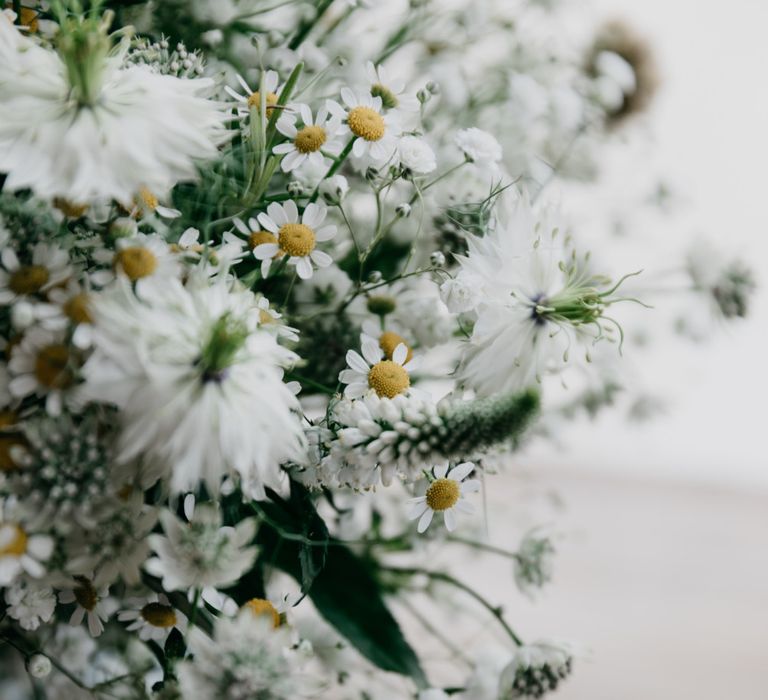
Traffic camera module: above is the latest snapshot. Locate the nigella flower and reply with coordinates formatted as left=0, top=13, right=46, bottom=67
left=408, top=462, right=479, bottom=533
left=0, top=9, right=229, bottom=204
left=327, top=88, right=402, bottom=164
left=452, top=194, right=640, bottom=395
left=274, top=104, right=344, bottom=172
left=252, top=200, right=336, bottom=280
left=144, top=505, right=257, bottom=592
left=498, top=641, right=573, bottom=698
left=81, top=276, right=306, bottom=498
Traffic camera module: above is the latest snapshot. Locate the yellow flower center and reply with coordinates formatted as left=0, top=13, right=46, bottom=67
left=19, top=7, right=39, bottom=33
left=243, top=598, right=281, bottom=628
left=0, top=524, right=27, bottom=557
left=425, top=478, right=460, bottom=511
left=73, top=577, right=98, bottom=611
left=0, top=411, right=24, bottom=473
left=247, top=91, right=279, bottom=114
left=258, top=309, right=276, bottom=325
left=138, top=187, right=159, bottom=211
left=371, top=82, right=399, bottom=109
left=294, top=125, right=327, bottom=154
left=63, top=293, right=92, bottom=325
left=278, top=223, right=316, bottom=257
left=140, top=602, right=178, bottom=628
left=379, top=331, right=412, bottom=362
left=9, top=265, right=50, bottom=295
left=34, top=344, right=73, bottom=389
left=367, top=360, right=409, bottom=398
left=249, top=230, right=279, bottom=251
left=347, top=106, right=385, bottom=142
left=53, top=197, right=89, bottom=218
left=115, top=247, right=158, bottom=280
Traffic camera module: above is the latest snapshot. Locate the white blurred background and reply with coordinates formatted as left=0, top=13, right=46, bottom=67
left=440, top=1, right=768, bottom=698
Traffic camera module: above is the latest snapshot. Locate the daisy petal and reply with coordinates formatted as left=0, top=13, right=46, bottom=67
left=417, top=509, right=434, bottom=533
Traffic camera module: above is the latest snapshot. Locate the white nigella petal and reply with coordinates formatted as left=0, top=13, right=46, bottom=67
left=252, top=200, right=336, bottom=280
left=0, top=14, right=230, bottom=204
left=408, top=462, right=479, bottom=533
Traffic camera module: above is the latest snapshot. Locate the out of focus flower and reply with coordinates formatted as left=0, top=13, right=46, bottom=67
left=455, top=128, right=503, bottom=168
left=498, top=642, right=573, bottom=698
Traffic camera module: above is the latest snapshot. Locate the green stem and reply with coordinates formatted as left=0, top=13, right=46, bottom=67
left=447, top=534, right=518, bottom=559
left=384, top=567, right=524, bottom=647
left=287, top=0, right=335, bottom=50
left=308, top=138, right=355, bottom=203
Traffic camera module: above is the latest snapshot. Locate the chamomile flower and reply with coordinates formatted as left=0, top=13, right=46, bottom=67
left=0, top=510, right=53, bottom=584
left=118, top=594, right=187, bottom=643
left=253, top=200, right=336, bottom=280
left=327, top=89, right=401, bottom=164
left=129, top=187, right=181, bottom=220
left=0, top=13, right=229, bottom=204
left=8, top=327, right=78, bottom=416
left=274, top=104, right=343, bottom=172
left=361, top=320, right=414, bottom=364
left=225, top=70, right=284, bottom=118
left=58, top=576, right=111, bottom=637
left=339, top=334, right=420, bottom=400
left=408, top=462, right=479, bottom=533
left=0, top=243, right=72, bottom=305
left=112, top=233, right=181, bottom=287
left=365, top=61, right=419, bottom=112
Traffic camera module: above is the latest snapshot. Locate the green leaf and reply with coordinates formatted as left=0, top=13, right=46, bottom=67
left=244, top=482, right=428, bottom=687
left=163, top=627, right=186, bottom=661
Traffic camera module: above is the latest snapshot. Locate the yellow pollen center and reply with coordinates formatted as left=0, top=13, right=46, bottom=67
left=115, top=247, right=158, bottom=280
left=425, top=478, right=460, bottom=511
left=34, top=344, right=73, bottom=389
left=258, top=309, right=276, bottom=325
left=243, top=598, right=281, bottom=628
left=140, top=602, right=178, bottom=628
left=278, top=223, right=316, bottom=257
left=379, top=331, right=413, bottom=362
left=0, top=524, right=27, bottom=557
left=367, top=360, right=410, bottom=398
left=249, top=230, right=278, bottom=250
left=294, top=125, right=327, bottom=154
left=138, top=187, right=159, bottom=211
left=63, top=293, right=92, bottom=324
left=53, top=198, right=89, bottom=218
left=73, top=577, right=98, bottom=611
left=347, top=106, right=385, bottom=141
left=247, top=91, right=279, bottom=114
left=9, top=265, right=49, bottom=295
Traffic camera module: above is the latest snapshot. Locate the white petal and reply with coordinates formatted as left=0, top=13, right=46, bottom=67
left=361, top=336, right=383, bottom=365
left=460, top=479, right=481, bottom=494
left=346, top=350, right=370, bottom=373
left=409, top=502, right=429, bottom=520
left=314, top=225, right=337, bottom=242
left=267, top=202, right=289, bottom=226
left=417, top=509, right=434, bottom=533
left=434, top=463, right=449, bottom=479
left=253, top=243, right=280, bottom=260
left=392, top=343, right=407, bottom=365
left=283, top=199, right=299, bottom=223
left=310, top=250, right=332, bottom=267
left=450, top=462, right=475, bottom=482
left=296, top=257, right=313, bottom=279
left=257, top=213, right=279, bottom=233
left=444, top=509, right=457, bottom=531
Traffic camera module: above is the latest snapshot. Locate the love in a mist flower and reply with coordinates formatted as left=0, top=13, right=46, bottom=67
left=117, top=593, right=188, bottom=643
left=274, top=104, right=343, bottom=172
left=252, top=200, right=336, bottom=280
left=327, top=88, right=401, bottom=163
left=0, top=243, right=72, bottom=305
left=58, top=576, right=111, bottom=637
left=408, top=462, right=479, bottom=533
left=0, top=10, right=229, bottom=203
left=339, top=334, right=420, bottom=400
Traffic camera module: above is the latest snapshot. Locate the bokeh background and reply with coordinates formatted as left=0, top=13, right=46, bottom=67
left=420, top=1, right=768, bottom=698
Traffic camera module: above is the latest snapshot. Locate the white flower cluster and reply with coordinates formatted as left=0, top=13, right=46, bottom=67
left=0, top=1, right=736, bottom=699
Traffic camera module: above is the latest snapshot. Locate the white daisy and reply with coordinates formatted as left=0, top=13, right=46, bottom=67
left=81, top=276, right=306, bottom=497
left=144, top=506, right=257, bottom=591
left=57, top=576, right=111, bottom=637
left=118, top=593, right=188, bottom=643
left=252, top=200, right=336, bottom=280
left=360, top=320, right=414, bottom=364
left=408, top=462, right=479, bottom=533
left=0, top=243, right=72, bottom=305
left=274, top=104, right=343, bottom=172
left=0, top=512, right=53, bottom=585
left=338, top=334, right=420, bottom=400
left=8, top=327, right=77, bottom=416
left=128, top=187, right=182, bottom=221
left=0, top=14, right=229, bottom=204
left=172, top=227, right=246, bottom=274
left=365, top=61, right=419, bottom=112
left=225, top=70, right=284, bottom=118
left=111, top=233, right=181, bottom=288
left=327, top=88, right=401, bottom=164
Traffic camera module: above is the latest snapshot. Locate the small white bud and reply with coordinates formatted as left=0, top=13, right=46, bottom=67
left=26, top=654, right=51, bottom=679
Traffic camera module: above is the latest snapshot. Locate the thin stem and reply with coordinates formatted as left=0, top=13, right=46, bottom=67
left=447, top=534, right=518, bottom=559
left=384, top=567, right=524, bottom=647
left=187, top=587, right=202, bottom=630
left=288, top=0, right=335, bottom=50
